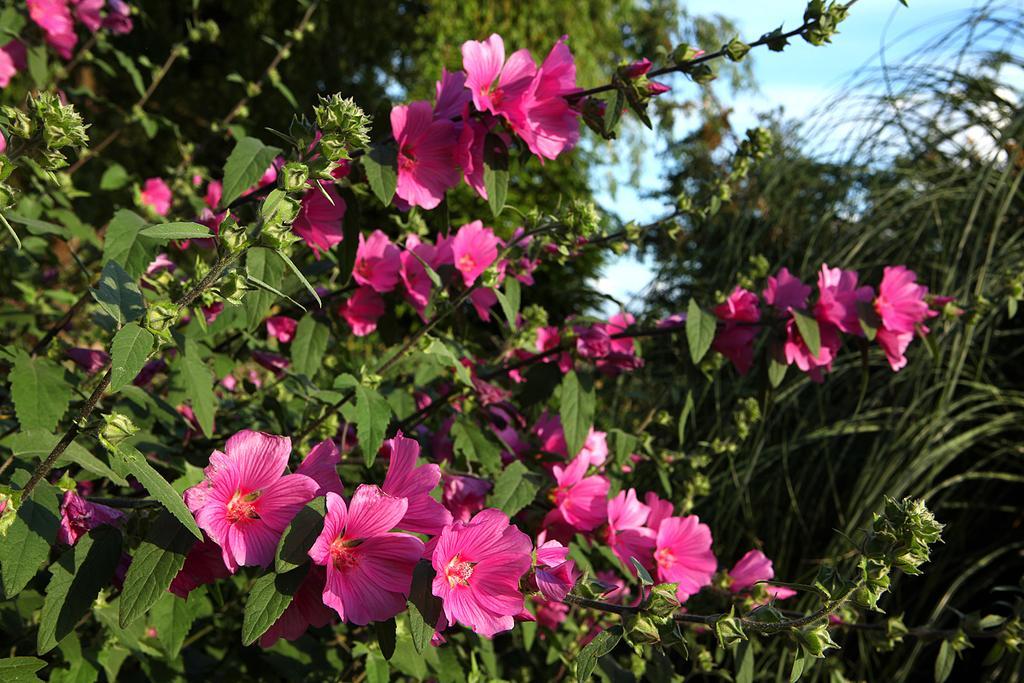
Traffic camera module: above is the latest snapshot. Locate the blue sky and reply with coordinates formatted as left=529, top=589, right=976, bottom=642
left=592, top=0, right=995, bottom=312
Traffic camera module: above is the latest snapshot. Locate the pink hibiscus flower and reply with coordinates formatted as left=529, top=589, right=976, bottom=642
left=295, top=439, right=344, bottom=498
left=0, top=40, right=26, bottom=88
left=604, top=488, right=655, bottom=572
left=451, top=220, right=500, bottom=287
left=293, top=181, right=346, bottom=257
left=545, top=455, right=609, bottom=532
left=353, top=230, right=401, bottom=293
left=713, top=287, right=761, bottom=375
left=265, top=316, right=298, bottom=343
left=516, top=36, right=581, bottom=161
left=399, top=234, right=440, bottom=315
left=139, top=177, right=172, bottom=216
left=66, top=347, right=109, bottom=374
left=392, top=100, right=459, bottom=210
left=874, top=265, right=933, bottom=334
left=441, top=474, right=492, bottom=523
left=461, top=34, right=536, bottom=121
left=763, top=267, right=811, bottom=313
left=381, top=432, right=452, bottom=535
left=654, top=515, right=717, bottom=602
left=534, top=535, right=579, bottom=602
left=728, top=549, right=797, bottom=601
left=57, top=489, right=125, bottom=545
left=815, top=264, right=873, bottom=335
left=170, top=536, right=232, bottom=598
left=28, top=0, right=77, bottom=59
left=308, top=487, right=424, bottom=625
left=184, top=431, right=318, bottom=572
left=339, top=286, right=385, bottom=337
left=431, top=508, right=532, bottom=637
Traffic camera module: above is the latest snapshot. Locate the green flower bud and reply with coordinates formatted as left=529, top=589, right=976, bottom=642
left=714, top=612, right=746, bottom=648
left=32, top=93, right=89, bottom=150
left=314, top=94, right=371, bottom=158
left=99, top=412, right=139, bottom=452
left=725, top=37, right=751, bottom=62
left=218, top=270, right=249, bottom=306
left=219, top=217, right=249, bottom=255
left=671, top=43, right=702, bottom=64
left=145, top=301, right=180, bottom=339
left=624, top=613, right=662, bottom=646
left=2, top=106, right=33, bottom=139
left=645, top=583, right=681, bottom=619
left=281, top=162, right=309, bottom=193
left=797, top=623, right=839, bottom=658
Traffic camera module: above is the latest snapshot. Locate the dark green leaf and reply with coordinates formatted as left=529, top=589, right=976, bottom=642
left=8, top=430, right=127, bottom=485
left=451, top=418, right=502, bottom=475
left=119, top=511, right=197, bottom=627
left=366, top=654, right=389, bottom=683
left=934, top=639, right=955, bottom=683
left=112, top=49, right=145, bottom=96
left=109, top=323, right=154, bottom=393
left=406, top=600, right=433, bottom=655
left=38, top=527, right=123, bottom=653
left=792, top=310, right=822, bottom=358
left=686, top=298, right=716, bottom=364
left=290, top=315, right=329, bottom=378
left=495, top=278, right=520, bottom=331
left=275, top=498, right=325, bottom=573
left=221, top=137, right=282, bottom=207
left=790, top=649, right=806, bottom=683
left=482, top=133, right=509, bottom=217
left=0, top=657, right=46, bottom=683
left=355, top=384, right=392, bottom=467
left=180, top=339, right=215, bottom=438
left=576, top=626, right=623, bottom=680
left=110, top=443, right=203, bottom=540
left=486, top=461, right=540, bottom=516
left=5, top=213, right=67, bottom=237
left=241, top=564, right=309, bottom=646
left=276, top=249, right=322, bottom=308
left=560, top=370, right=595, bottom=458
left=0, top=478, right=60, bottom=598
left=677, top=390, right=695, bottom=446
left=244, top=247, right=286, bottom=329
left=9, top=349, right=71, bottom=432
left=139, top=222, right=212, bottom=240
left=152, top=590, right=196, bottom=659
left=768, top=353, right=787, bottom=388
left=94, top=260, right=145, bottom=325
left=375, top=618, right=397, bottom=660
left=736, top=640, right=755, bottom=683
left=363, top=143, right=398, bottom=206
left=102, top=209, right=158, bottom=277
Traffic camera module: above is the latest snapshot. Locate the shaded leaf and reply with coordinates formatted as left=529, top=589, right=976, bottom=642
left=119, top=511, right=197, bottom=627
left=109, top=322, right=153, bottom=393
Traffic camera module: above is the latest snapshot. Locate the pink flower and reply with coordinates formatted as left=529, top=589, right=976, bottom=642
left=185, top=431, right=317, bottom=572
left=470, top=286, right=499, bottom=321
left=545, top=455, right=609, bottom=532
left=28, top=0, right=77, bottom=59
left=381, top=432, right=453, bottom=535
left=532, top=597, right=569, bottom=630
left=293, top=181, right=346, bottom=257
left=308, top=487, right=424, bottom=625
left=266, top=316, right=298, bottom=343
left=461, top=34, right=536, bottom=121
left=0, top=40, right=26, bottom=88
left=259, top=564, right=334, bottom=647
left=73, top=0, right=104, bottom=31
left=451, top=220, right=500, bottom=287
left=654, top=515, right=716, bottom=602
left=516, top=36, right=580, bottom=161
left=441, top=474, right=491, bottom=522
left=816, top=264, right=873, bottom=335
left=763, top=268, right=810, bottom=313
left=534, top=536, right=578, bottom=602
left=874, top=266, right=933, bottom=334
left=399, top=235, right=439, bottom=314
left=354, top=230, right=401, bottom=293
left=713, top=287, right=761, bottom=375
left=139, top=177, right=172, bottom=216
left=624, top=58, right=653, bottom=79
left=455, top=115, right=492, bottom=199
left=579, top=429, right=608, bottom=468
left=392, top=100, right=459, bottom=210
left=644, top=492, right=673, bottom=532
left=169, top=536, right=232, bottom=598
left=604, top=489, right=655, bottom=572
left=876, top=328, right=915, bottom=372
left=339, top=287, right=385, bottom=336
left=145, top=252, right=176, bottom=275
left=252, top=350, right=289, bottom=377
left=576, top=325, right=611, bottom=358
left=101, top=0, right=132, bottom=34
left=202, top=302, right=224, bottom=324
left=57, top=490, right=124, bottom=545
left=66, top=347, right=109, bottom=374
left=431, top=508, right=532, bottom=637
left=782, top=317, right=840, bottom=382
left=729, top=549, right=797, bottom=601
left=295, top=439, right=344, bottom=498
left=434, top=68, right=471, bottom=122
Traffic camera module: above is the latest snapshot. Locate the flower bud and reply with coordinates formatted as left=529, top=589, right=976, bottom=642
left=314, top=94, right=371, bottom=158
left=714, top=612, right=746, bottom=648
left=145, top=301, right=180, bottom=339
left=645, top=583, right=680, bottom=619
left=281, top=162, right=309, bottom=193
left=100, top=412, right=139, bottom=452
left=624, top=613, right=661, bottom=646
left=797, top=623, right=839, bottom=658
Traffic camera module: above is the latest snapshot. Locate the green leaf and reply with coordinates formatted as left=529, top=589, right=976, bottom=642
left=366, top=653, right=389, bottom=683
left=290, top=315, right=329, bottom=378
left=406, top=600, right=433, bottom=655
left=363, top=143, right=398, bottom=206
left=856, top=299, right=880, bottom=341
left=27, top=44, right=47, bottom=90
left=559, top=370, right=595, bottom=458
left=119, top=511, right=197, bottom=627
left=677, top=390, right=695, bottom=446
left=139, top=222, right=212, bottom=240
left=0, top=478, right=60, bottom=599
left=934, top=639, right=955, bottom=683
left=112, top=48, right=145, bottom=97
left=354, top=384, right=392, bottom=467
left=108, top=323, right=154, bottom=393
left=790, top=649, right=807, bottom=682
left=608, top=429, right=637, bottom=467
left=423, top=338, right=473, bottom=386
left=451, top=418, right=502, bottom=475
left=241, top=564, right=309, bottom=646
left=7, top=430, right=127, bottom=485
left=9, top=349, right=71, bottom=432
left=375, top=618, right=397, bottom=660
left=686, top=298, right=716, bottom=364
left=110, top=443, right=203, bottom=540
left=630, top=557, right=654, bottom=585
left=768, top=353, right=787, bottom=388
left=495, top=278, right=521, bottom=331
left=275, top=498, right=325, bottom=573
left=152, top=591, right=196, bottom=659
left=482, top=133, right=509, bottom=217
left=244, top=247, right=286, bottom=329
left=99, top=163, right=129, bottom=190
left=38, top=527, right=123, bottom=653
left=736, top=640, right=755, bottom=683
left=5, top=213, right=67, bottom=237
left=276, top=249, right=322, bottom=308
left=94, top=260, right=145, bottom=325
left=102, top=209, right=158, bottom=278
left=0, top=657, right=47, bottom=683
left=221, top=136, right=282, bottom=208
left=180, top=339, right=215, bottom=438
left=486, top=461, right=540, bottom=516
left=792, top=310, right=822, bottom=358
left=576, top=625, right=623, bottom=680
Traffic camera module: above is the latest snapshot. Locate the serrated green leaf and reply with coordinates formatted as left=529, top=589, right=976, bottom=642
left=139, top=222, right=212, bottom=240
left=109, top=323, right=154, bottom=393
left=423, top=338, right=473, bottom=386
left=560, top=370, right=595, bottom=458
left=792, top=309, right=822, bottom=358
left=363, top=143, right=398, bottom=206
left=451, top=418, right=502, bottom=476
left=102, top=209, right=158, bottom=278
left=486, top=461, right=540, bottom=516
left=6, top=213, right=67, bottom=237
left=94, top=260, right=145, bottom=325
left=110, top=444, right=202, bottom=540
left=119, top=511, right=197, bottom=627
left=7, top=430, right=127, bottom=486
left=686, top=298, right=716, bottom=364
left=180, top=339, right=215, bottom=438
left=576, top=626, right=622, bottom=680
left=355, top=384, right=391, bottom=467
left=367, top=653, right=389, bottom=683
left=38, top=527, right=123, bottom=653
left=112, top=49, right=145, bottom=97
left=275, top=498, right=325, bottom=573
left=290, top=315, right=329, bottom=378
left=0, top=478, right=60, bottom=598
left=768, top=353, right=787, bottom=388
left=0, top=656, right=47, bottom=683
left=152, top=590, right=196, bottom=659
left=405, top=600, right=433, bottom=655
left=241, top=564, right=309, bottom=646
left=608, top=428, right=638, bottom=467
left=9, top=349, right=71, bottom=432
left=221, top=137, right=282, bottom=207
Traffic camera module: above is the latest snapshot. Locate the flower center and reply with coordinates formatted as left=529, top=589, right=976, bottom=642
left=445, top=553, right=475, bottom=587
left=457, top=254, right=476, bottom=274
left=226, top=490, right=261, bottom=523
left=654, top=547, right=674, bottom=571
left=399, top=148, right=416, bottom=171
left=330, top=536, right=363, bottom=571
